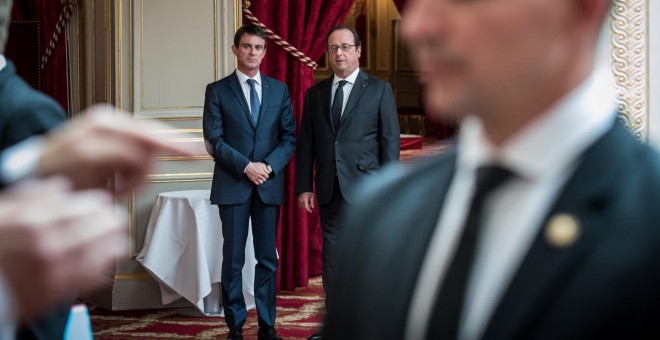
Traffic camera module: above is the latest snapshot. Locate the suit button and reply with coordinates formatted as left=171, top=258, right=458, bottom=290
left=335, top=141, right=339, bottom=145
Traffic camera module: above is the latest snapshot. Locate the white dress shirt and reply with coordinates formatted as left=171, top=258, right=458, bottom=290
left=235, top=69, right=262, bottom=114
left=331, top=67, right=360, bottom=116
left=405, top=68, right=617, bottom=340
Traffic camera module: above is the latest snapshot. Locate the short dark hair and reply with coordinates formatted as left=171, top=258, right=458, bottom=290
left=326, top=25, right=361, bottom=48
left=234, top=23, right=267, bottom=48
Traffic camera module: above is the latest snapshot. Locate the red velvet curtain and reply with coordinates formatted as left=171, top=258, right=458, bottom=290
left=246, top=0, right=355, bottom=290
left=10, top=0, right=68, bottom=112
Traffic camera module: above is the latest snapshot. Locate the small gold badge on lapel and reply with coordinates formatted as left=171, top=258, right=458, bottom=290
left=545, top=214, right=580, bottom=248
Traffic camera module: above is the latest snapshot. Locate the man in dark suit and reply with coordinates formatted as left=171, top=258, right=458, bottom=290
left=0, top=1, right=71, bottom=337
left=203, top=24, right=296, bottom=340
left=0, top=5, right=198, bottom=337
left=295, top=25, right=400, bottom=339
left=0, top=61, right=65, bottom=148
left=324, top=0, right=660, bottom=339
left=0, top=56, right=72, bottom=340
left=0, top=5, right=196, bottom=335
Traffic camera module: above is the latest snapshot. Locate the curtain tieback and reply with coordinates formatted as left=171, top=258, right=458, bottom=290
left=41, top=2, right=75, bottom=71
left=242, top=2, right=318, bottom=70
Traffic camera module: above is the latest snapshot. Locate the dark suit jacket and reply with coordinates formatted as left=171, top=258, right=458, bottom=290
left=0, top=61, right=66, bottom=150
left=324, top=121, right=660, bottom=339
left=0, top=60, right=69, bottom=340
left=295, top=70, right=400, bottom=204
left=203, top=71, right=296, bottom=205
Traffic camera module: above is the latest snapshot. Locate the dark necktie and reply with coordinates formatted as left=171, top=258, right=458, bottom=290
left=426, top=165, right=514, bottom=340
left=247, top=78, right=260, bottom=124
left=331, top=80, right=347, bottom=131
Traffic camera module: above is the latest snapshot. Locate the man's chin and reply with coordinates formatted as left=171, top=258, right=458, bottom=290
left=425, top=106, right=459, bottom=124
left=423, top=87, right=463, bottom=119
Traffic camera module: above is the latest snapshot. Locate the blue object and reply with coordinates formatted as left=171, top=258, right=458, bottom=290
left=247, top=78, right=260, bottom=124
left=64, top=304, right=93, bottom=340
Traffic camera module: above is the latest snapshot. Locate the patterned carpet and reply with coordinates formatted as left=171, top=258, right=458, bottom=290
left=90, top=277, right=325, bottom=339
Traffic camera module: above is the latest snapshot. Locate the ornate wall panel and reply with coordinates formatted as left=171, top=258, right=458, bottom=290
left=611, top=0, right=648, bottom=141
left=646, top=0, right=660, bottom=148
left=92, top=0, right=240, bottom=310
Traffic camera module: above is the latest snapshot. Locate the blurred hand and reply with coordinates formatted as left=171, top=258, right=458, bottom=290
left=37, top=104, right=196, bottom=195
left=298, top=192, right=315, bottom=213
left=245, top=162, right=271, bottom=185
left=0, top=177, right=126, bottom=321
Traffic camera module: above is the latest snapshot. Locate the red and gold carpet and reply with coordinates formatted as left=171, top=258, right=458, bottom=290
left=90, top=277, right=325, bottom=339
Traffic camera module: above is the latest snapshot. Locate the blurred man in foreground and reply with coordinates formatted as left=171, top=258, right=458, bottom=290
left=0, top=106, right=195, bottom=338
left=324, top=0, right=660, bottom=339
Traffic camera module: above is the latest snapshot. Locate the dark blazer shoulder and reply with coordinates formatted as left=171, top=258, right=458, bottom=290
left=354, top=150, right=455, bottom=204
left=358, top=70, right=388, bottom=86
left=208, top=71, right=238, bottom=88
left=0, top=61, right=66, bottom=148
left=325, top=149, right=457, bottom=339
left=484, top=121, right=660, bottom=340
left=261, top=74, right=285, bottom=88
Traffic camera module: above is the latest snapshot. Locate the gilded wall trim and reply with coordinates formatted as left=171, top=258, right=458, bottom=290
left=611, top=0, right=648, bottom=141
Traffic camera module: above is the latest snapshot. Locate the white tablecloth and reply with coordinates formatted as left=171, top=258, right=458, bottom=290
left=136, top=189, right=256, bottom=314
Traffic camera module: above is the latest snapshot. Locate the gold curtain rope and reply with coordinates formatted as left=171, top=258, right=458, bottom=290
left=242, top=1, right=318, bottom=70
left=40, top=2, right=74, bottom=71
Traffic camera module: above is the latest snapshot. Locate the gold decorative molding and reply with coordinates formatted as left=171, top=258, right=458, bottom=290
left=156, top=155, right=213, bottom=161
left=147, top=172, right=214, bottom=178
left=114, top=273, right=153, bottom=280
left=118, top=0, right=123, bottom=110
left=611, top=0, right=648, bottom=141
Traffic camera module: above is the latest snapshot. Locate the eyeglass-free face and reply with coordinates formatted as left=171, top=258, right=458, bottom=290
left=327, top=29, right=361, bottom=79
left=231, top=33, right=266, bottom=77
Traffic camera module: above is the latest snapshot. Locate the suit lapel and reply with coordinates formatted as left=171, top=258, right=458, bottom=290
left=340, top=70, right=368, bottom=126
left=228, top=72, right=256, bottom=129
left=483, top=122, right=629, bottom=339
left=255, top=77, right=271, bottom=129
left=319, top=77, right=335, bottom=135
left=371, top=151, right=458, bottom=338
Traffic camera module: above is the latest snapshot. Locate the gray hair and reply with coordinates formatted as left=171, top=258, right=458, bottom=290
left=0, top=0, right=12, bottom=54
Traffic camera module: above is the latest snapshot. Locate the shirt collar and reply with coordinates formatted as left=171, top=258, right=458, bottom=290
left=458, top=68, right=617, bottom=181
left=0, top=55, right=6, bottom=72
left=333, top=67, right=360, bottom=87
left=235, top=68, right=262, bottom=86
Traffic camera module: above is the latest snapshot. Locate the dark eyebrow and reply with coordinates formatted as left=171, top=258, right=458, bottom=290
left=242, top=43, right=264, bottom=49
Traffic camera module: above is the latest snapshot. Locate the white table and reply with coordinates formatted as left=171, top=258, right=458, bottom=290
left=136, top=189, right=256, bottom=315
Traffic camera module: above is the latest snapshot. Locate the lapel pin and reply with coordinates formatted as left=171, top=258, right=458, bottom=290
left=545, top=213, right=581, bottom=248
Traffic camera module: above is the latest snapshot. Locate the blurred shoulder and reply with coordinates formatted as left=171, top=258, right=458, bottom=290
left=354, top=150, right=456, bottom=206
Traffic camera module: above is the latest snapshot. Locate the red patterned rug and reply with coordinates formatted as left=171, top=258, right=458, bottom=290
left=90, top=277, right=325, bottom=339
